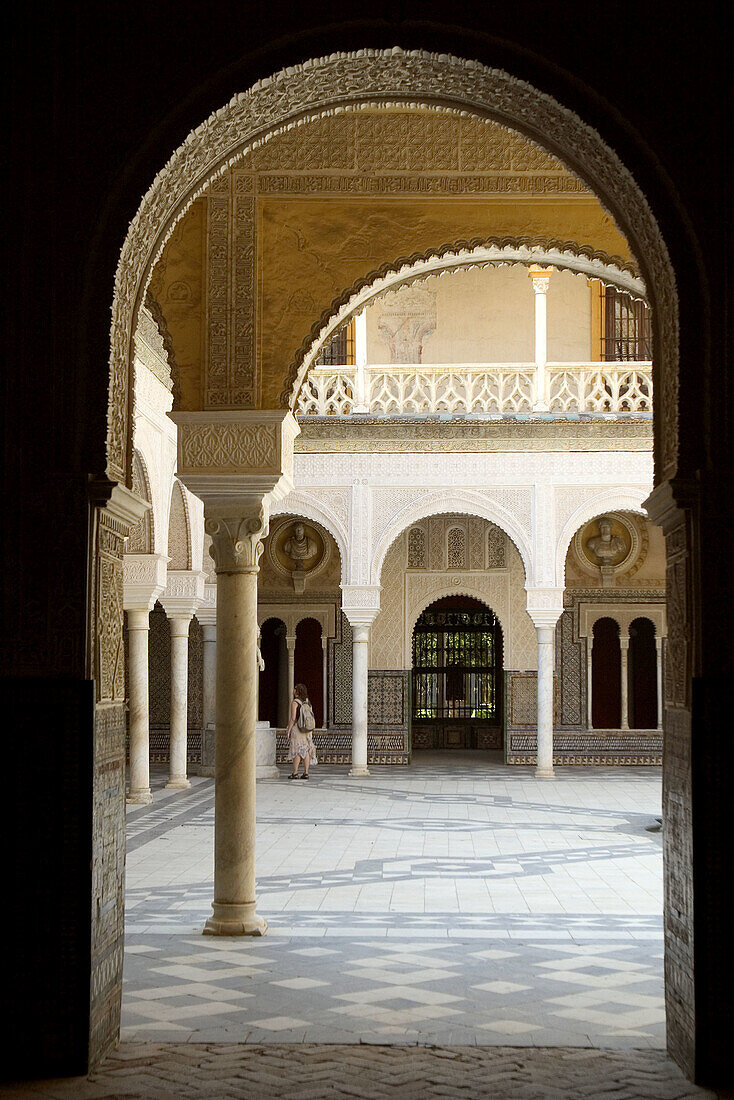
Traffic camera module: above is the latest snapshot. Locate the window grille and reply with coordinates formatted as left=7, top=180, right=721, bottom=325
left=315, top=319, right=356, bottom=366
left=601, top=287, right=652, bottom=361
left=412, top=608, right=501, bottom=722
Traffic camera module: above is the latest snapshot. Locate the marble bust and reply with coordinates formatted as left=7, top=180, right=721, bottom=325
left=587, top=516, right=627, bottom=568
left=283, top=522, right=317, bottom=568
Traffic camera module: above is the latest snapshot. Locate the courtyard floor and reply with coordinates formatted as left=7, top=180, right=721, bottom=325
left=122, top=752, right=665, bottom=1049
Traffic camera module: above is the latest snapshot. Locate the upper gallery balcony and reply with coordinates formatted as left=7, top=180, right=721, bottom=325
left=295, top=267, right=652, bottom=422
left=296, top=360, right=652, bottom=419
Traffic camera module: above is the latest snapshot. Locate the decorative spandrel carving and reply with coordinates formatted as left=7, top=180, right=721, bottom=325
left=128, top=451, right=153, bottom=554
left=487, top=525, right=507, bottom=568
left=407, top=526, right=426, bottom=569
left=167, top=481, right=191, bottom=569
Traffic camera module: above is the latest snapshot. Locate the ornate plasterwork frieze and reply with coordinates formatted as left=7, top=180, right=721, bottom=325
left=296, top=418, right=654, bottom=453
left=255, top=173, right=589, bottom=195
left=111, top=48, right=678, bottom=491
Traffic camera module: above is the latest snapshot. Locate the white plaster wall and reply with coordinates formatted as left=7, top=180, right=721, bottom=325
left=364, top=265, right=590, bottom=365
left=546, top=270, right=592, bottom=362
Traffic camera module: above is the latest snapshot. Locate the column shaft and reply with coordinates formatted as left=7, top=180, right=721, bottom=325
left=536, top=625, right=556, bottom=777
left=166, top=616, right=192, bottom=789
left=656, top=638, right=664, bottom=731
left=586, top=635, right=594, bottom=730
left=202, top=624, right=217, bottom=731
left=127, top=609, right=153, bottom=805
left=286, top=635, right=296, bottom=701
left=620, top=635, right=630, bottom=730
left=349, top=625, right=370, bottom=777
left=322, top=637, right=328, bottom=729
left=205, top=567, right=266, bottom=936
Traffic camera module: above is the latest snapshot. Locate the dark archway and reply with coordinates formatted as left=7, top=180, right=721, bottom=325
left=412, top=595, right=503, bottom=751
left=629, top=617, right=658, bottom=730
left=258, top=618, right=287, bottom=728
left=295, top=618, right=324, bottom=728
left=592, top=618, right=621, bottom=729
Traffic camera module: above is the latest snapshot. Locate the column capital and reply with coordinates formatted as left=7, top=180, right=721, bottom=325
left=123, top=552, right=169, bottom=611
left=160, top=569, right=206, bottom=618
left=205, top=503, right=270, bottom=574
left=341, top=585, right=381, bottom=627
left=285, top=634, right=297, bottom=650
left=195, top=583, right=217, bottom=626
left=528, top=265, right=553, bottom=292
left=526, top=588, right=564, bottom=629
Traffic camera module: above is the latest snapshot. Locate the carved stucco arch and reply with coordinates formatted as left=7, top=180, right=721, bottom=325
left=407, top=586, right=508, bottom=668
left=372, top=491, right=533, bottom=589
left=290, top=240, right=647, bottom=405
left=110, top=48, right=678, bottom=489
left=270, top=492, right=348, bottom=584
left=555, top=489, right=649, bottom=586
left=129, top=448, right=155, bottom=554
left=167, top=478, right=193, bottom=571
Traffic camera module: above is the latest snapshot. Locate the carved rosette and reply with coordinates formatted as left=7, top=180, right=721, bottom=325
left=206, top=507, right=270, bottom=574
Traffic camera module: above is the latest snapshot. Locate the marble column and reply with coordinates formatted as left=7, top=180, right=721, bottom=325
left=342, top=593, right=380, bottom=778
left=656, top=637, right=664, bottom=731
left=201, top=622, right=217, bottom=733
left=286, top=633, right=296, bottom=702
left=620, top=629, right=630, bottom=730
left=350, top=624, right=371, bottom=776
left=353, top=309, right=369, bottom=413
left=528, top=602, right=563, bottom=779
left=204, top=504, right=270, bottom=937
left=529, top=265, right=553, bottom=411
left=123, top=553, right=167, bottom=806
left=197, top=606, right=217, bottom=776
left=126, top=608, right=154, bottom=804
left=165, top=613, right=193, bottom=789
left=322, top=635, right=329, bottom=728
left=160, top=572, right=205, bottom=790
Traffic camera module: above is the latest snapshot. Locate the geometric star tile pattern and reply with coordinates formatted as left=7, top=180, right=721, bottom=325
left=123, top=753, right=665, bottom=1048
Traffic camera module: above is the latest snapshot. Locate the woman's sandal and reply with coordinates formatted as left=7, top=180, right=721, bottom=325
left=289, top=772, right=299, bottom=780
left=300, top=773, right=310, bottom=779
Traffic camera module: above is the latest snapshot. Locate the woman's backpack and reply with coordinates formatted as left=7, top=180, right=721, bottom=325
left=297, top=699, right=316, bottom=732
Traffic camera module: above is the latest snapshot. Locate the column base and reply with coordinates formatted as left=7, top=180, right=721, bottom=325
left=256, top=765, right=280, bottom=780
left=165, top=776, right=191, bottom=790
left=535, top=766, right=555, bottom=779
left=126, top=789, right=153, bottom=805
left=348, top=766, right=371, bottom=777
left=203, top=902, right=268, bottom=937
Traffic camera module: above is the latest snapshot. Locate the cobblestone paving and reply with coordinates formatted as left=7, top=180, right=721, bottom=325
left=122, top=757, right=665, bottom=1048
left=3, top=1044, right=727, bottom=1098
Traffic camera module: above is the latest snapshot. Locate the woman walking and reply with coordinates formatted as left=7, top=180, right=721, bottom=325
left=286, top=683, right=318, bottom=779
